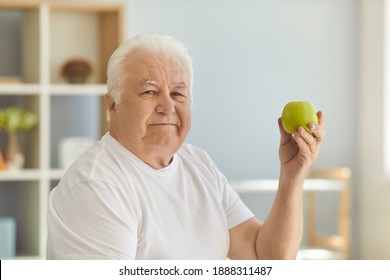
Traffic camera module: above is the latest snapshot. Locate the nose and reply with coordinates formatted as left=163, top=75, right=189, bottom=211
left=155, top=92, right=175, bottom=114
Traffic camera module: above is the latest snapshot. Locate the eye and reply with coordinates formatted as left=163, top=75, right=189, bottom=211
left=172, top=92, right=184, bottom=97
left=172, top=92, right=187, bottom=102
left=141, top=90, right=157, bottom=96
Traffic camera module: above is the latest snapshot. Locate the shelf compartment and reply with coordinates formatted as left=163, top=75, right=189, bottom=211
left=0, top=95, right=41, bottom=169
left=48, top=3, right=124, bottom=85
left=0, top=180, right=40, bottom=258
left=0, top=4, right=41, bottom=84
left=50, top=95, right=101, bottom=169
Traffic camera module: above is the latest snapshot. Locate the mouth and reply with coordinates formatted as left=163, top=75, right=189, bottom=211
left=149, top=123, right=178, bottom=127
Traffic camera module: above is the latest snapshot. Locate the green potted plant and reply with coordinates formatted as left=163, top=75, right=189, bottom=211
left=0, top=107, right=38, bottom=170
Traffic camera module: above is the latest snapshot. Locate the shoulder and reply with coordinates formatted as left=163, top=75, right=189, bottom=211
left=52, top=134, right=136, bottom=202
left=179, top=143, right=214, bottom=164
left=178, top=143, right=223, bottom=179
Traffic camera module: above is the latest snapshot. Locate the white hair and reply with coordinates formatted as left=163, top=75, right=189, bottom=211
left=107, top=33, right=193, bottom=105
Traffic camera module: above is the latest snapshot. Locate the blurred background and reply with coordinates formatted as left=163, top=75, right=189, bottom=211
left=1, top=0, right=390, bottom=260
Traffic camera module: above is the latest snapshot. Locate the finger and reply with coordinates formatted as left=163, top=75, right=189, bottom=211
left=307, top=111, right=325, bottom=142
left=308, top=123, right=325, bottom=143
left=309, top=121, right=325, bottom=143
left=297, top=127, right=318, bottom=153
left=317, top=111, right=325, bottom=127
left=278, top=117, right=293, bottom=143
left=293, top=130, right=312, bottom=156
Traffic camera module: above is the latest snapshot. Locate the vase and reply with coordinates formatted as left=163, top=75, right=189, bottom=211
left=0, top=150, right=5, bottom=170
left=5, top=134, right=25, bottom=170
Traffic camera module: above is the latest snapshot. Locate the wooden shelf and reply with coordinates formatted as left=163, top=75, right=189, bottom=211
left=0, top=169, right=41, bottom=181
left=49, top=84, right=107, bottom=95
left=49, top=169, right=66, bottom=180
left=0, top=84, right=40, bottom=94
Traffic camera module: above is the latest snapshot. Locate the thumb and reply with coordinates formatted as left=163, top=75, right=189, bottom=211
left=278, top=117, right=293, bottom=144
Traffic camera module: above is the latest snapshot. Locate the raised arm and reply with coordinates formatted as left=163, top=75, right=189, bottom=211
left=228, top=111, right=325, bottom=259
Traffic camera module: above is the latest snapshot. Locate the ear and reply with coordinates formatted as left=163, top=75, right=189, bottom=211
left=104, top=93, right=116, bottom=112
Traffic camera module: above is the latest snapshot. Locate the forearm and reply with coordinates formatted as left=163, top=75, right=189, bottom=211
left=255, top=169, right=304, bottom=259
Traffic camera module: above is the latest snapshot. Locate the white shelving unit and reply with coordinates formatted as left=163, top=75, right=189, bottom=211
left=0, top=1, right=124, bottom=259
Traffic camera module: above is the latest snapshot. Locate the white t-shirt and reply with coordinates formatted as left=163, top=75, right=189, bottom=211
left=47, top=133, right=254, bottom=260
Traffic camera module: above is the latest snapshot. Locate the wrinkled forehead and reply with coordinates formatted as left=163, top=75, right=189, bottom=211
left=124, top=50, right=186, bottom=76
left=118, top=49, right=193, bottom=104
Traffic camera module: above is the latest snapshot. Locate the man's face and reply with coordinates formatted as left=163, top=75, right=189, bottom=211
left=106, top=50, right=191, bottom=168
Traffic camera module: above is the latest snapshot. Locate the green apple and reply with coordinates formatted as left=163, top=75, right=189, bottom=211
left=281, top=101, right=318, bottom=134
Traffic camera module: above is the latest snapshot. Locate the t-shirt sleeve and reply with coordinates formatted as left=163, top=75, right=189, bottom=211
left=218, top=171, right=255, bottom=229
left=185, top=144, right=255, bottom=229
left=46, top=179, right=139, bottom=260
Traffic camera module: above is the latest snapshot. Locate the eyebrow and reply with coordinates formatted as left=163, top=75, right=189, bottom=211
left=140, top=79, right=159, bottom=86
left=173, top=81, right=187, bottom=89
left=140, top=79, right=187, bottom=89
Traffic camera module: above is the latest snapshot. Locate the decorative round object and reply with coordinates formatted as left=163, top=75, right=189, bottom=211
left=61, top=59, right=92, bottom=84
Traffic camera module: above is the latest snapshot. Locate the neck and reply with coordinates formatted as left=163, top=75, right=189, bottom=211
left=109, top=131, right=175, bottom=169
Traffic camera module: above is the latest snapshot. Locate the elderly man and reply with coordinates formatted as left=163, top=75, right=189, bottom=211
left=46, top=33, right=325, bottom=260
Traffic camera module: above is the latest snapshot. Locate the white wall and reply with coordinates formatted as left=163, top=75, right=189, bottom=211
left=81, top=0, right=359, bottom=258
left=128, top=0, right=357, bottom=178
left=126, top=0, right=359, bottom=257
left=359, top=0, right=390, bottom=259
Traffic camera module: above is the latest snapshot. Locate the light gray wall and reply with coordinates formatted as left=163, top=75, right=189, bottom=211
left=128, top=0, right=357, bottom=178
left=126, top=0, right=358, bottom=257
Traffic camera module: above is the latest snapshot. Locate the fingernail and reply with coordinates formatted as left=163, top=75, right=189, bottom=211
left=309, top=124, right=317, bottom=130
